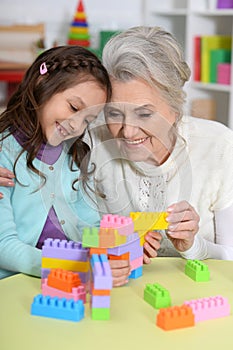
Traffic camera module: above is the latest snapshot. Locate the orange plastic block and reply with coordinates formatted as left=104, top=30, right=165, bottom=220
left=99, top=227, right=116, bottom=248
left=47, top=269, right=81, bottom=293
left=108, top=252, right=130, bottom=261
left=156, top=305, right=195, bottom=331
left=90, top=247, right=107, bottom=256
left=91, top=288, right=111, bottom=296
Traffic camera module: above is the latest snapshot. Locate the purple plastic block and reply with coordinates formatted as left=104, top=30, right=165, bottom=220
left=91, top=295, right=111, bottom=308
left=217, top=0, right=233, bottom=8
left=100, top=214, right=134, bottom=236
left=42, top=238, right=89, bottom=261
left=107, top=232, right=142, bottom=260
left=91, top=254, right=112, bottom=290
left=184, top=295, right=230, bottom=323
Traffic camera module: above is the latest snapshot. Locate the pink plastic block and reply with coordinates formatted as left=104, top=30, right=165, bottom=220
left=130, top=256, right=143, bottom=271
left=100, top=214, right=134, bottom=236
left=91, top=254, right=112, bottom=290
left=42, top=238, right=89, bottom=261
left=42, top=279, right=86, bottom=303
left=217, top=63, right=231, bottom=85
left=184, top=295, right=230, bottom=323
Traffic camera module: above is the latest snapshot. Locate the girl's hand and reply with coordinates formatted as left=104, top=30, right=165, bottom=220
left=108, top=259, right=131, bottom=287
left=143, top=231, right=162, bottom=264
left=166, top=200, right=200, bottom=252
left=0, top=167, right=15, bottom=198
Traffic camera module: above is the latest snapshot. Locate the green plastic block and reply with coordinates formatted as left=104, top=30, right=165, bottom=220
left=82, top=227, right=99, bottom=248
left=91, top=308, right=110, bottom=320
left=144, top=283, right=171, bottom=309
left=185, top=260, right=210, bottom=282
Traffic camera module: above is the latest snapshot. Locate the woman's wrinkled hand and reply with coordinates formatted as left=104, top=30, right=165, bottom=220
left=143, top=231, right=162, bottom=264
left=166, top=200, right=200, bottom=252
left=108, top=259, right=131, bottom=287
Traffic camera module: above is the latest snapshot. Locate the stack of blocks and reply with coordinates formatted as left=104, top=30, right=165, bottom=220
left=82, top=212, right=168, bottom=279
left=90, top=252, right=112, bottom=320
left=67, top=0, right=90, bottom=47
left=41, top=238, right=90, bottom=286
left=31, top=211, right=169, bottom=322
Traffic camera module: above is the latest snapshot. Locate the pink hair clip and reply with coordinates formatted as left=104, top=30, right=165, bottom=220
left=40, top=62, right=48, bottom=75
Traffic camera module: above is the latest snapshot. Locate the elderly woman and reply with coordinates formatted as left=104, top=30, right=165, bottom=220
left=90, top=26, right=233, bottom=262
left=1, top=27, right=233, bottom=286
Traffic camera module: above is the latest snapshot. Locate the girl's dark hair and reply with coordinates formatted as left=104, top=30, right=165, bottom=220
left=0, top=45, right=112, bottom=192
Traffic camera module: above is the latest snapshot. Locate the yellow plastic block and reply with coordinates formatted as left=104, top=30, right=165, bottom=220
left=130, top=212, right=168, bottom=233
left=114, top=230, right=127, bottom=246
left=42, top=257, right=90, bottom=272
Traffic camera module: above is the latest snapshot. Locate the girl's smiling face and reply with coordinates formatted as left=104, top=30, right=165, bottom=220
left=39, top=80, right=107, bottom=146
left=105, top=79, right=177, bottom=165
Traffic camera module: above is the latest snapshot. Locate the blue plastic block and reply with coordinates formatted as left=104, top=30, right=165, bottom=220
left=31, top=294, right=84, bottom=322
left=129, top=266, right=143, bottom=279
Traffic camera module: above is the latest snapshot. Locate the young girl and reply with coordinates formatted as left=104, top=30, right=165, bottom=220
left=0, top=45, right=111, bottom=279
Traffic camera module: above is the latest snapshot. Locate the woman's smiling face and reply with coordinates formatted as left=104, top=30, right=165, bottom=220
left=105, top=79, right=177, bottom=165
left=39, top=80, right=107, bottom=146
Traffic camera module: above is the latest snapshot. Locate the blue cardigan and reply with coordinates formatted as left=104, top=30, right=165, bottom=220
left=0, top=134, right=100, bottom=279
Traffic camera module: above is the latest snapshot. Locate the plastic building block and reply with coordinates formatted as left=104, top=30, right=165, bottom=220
left=41, top=257, right=89, bottom=273
left=42, top=279, right=86, bottom=303
left=91, top=295, right=111, bottom=308
left=99, top=227, right=116, bottom=247
left=108, top=252, right=130, bottom=261
left=185, top=260, right=210, bottom=282
left=47, top=269, right=81, bottom=292
left=100, top=214, right=134, bottom=236
left=90, top=247, right=107, bottom=256
left=130, top=212, right=168, bottom=233
left=129, top=266, right=143, bottom=279
left=91, top=307, right=110, bottom=320
left=130, top=256, right=143, bottom=271
left=31, top=294, right=84, bottom=322
left=144, top=283, right=171, bottom=309
left=91, top=288, right=111, bottom=296
left=42, top=238, right=89, bottom=261
left=156, top=305, right=195, bottom=331
left=82, top=227, right=99, bottom=247
left=90, top=254, right=112, bottom=290
left=184, top=295, right=230, bottom=322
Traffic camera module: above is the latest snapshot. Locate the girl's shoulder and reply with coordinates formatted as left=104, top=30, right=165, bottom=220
left=0, top=131, right=23, bottom=156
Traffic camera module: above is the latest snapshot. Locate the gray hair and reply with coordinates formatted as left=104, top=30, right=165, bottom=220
left=102, top=26, right=191, bottom=119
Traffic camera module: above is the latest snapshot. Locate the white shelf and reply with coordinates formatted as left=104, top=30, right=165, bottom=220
left=191, top=81, right=232, bottom=92
left=144, top=0, right=233, bottom=128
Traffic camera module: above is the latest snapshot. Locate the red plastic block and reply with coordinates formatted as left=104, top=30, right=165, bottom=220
left=156, top=305, right=195, bottom=331
left=47, top=268, right=81, bottom=292
left=184, top=295, right=230, bottom=322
